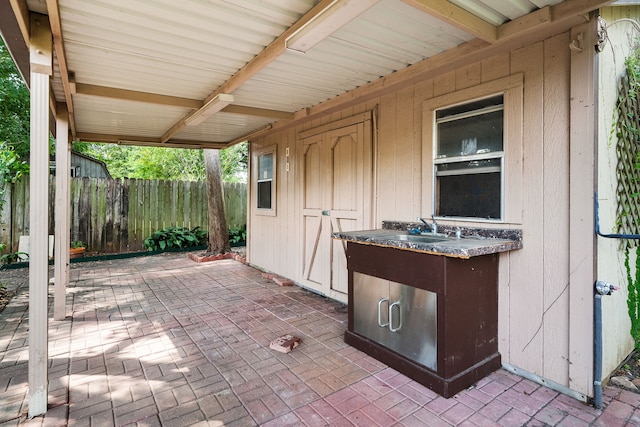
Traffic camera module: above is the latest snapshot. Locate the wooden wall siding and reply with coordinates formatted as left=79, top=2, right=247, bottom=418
left=70, top=152, right=110, bottom=178
left=510, top=41, right=546, bottom=380
left=542, top=33, right=571, bottom=386
left=1, top=178, right=246, bottom=254
left=248, top=28, right=592, bottom=394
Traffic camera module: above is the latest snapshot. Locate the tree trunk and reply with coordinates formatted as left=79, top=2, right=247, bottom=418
left=204, top=149, right=230, bottom=255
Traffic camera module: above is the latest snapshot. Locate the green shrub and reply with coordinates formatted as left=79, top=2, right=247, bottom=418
left=626, top=247, right=640, bottom=349
left=229, top=225, right=247, bottom=244
left=143, top=226, right=207, bottom=252
left=0, top=251, right=27, bottom=265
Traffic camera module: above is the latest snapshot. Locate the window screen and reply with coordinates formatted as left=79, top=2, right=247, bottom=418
left=434, top=95, right=504, bottom=220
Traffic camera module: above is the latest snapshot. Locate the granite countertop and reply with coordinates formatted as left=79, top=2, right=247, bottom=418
left=332, top=221, right=522, bottom=259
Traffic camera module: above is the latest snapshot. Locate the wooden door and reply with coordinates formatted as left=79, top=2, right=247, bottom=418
left=301, top=116, right=373, bottom=303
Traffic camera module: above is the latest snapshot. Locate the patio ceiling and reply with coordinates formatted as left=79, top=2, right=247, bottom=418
left=1, top=0, right=615, bottom=149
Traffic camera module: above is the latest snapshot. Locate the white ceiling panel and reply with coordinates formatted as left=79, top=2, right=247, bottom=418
left=174, top=112, right=274, bottom=143
left=72, top=96, right=191, bottom=137
left=8, top=0, right=608, bottom=147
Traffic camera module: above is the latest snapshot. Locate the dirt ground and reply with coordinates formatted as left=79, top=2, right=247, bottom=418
left=612, top=350, right=640, bottom=393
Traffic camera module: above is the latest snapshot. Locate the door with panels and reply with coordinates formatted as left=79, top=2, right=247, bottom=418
left=300, top=113, right=373, bottom=303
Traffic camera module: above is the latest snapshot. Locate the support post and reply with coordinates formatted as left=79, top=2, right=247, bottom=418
left=28, top=13, right=52, bottom=418
left=54, top=104, right=70, bottom=321
left=568, top=19, right=597, bottom=398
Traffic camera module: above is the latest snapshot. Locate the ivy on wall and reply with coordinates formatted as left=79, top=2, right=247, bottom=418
left=616, top=44, right=640, bottom=348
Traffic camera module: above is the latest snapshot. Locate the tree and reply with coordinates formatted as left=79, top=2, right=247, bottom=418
left=0, top=38, right=29, bottom=159
left=72, top=141, right=248, bottom=182
left=220, top=142, right=248, bottom=182
left=0, top=37, right=30, bottom=219
left=203, top=149, right=230, bottom=255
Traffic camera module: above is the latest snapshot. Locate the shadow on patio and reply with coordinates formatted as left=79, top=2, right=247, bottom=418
left=0, top=252, right=637, bottom=426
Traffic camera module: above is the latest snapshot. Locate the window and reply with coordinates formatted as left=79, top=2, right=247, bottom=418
left=255, top=145, right=276, bottom=215
left=434, top=95, right=504, bottom=220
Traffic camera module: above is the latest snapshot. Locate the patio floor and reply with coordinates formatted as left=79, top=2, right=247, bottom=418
left=0, top=252, right=638, bottom=426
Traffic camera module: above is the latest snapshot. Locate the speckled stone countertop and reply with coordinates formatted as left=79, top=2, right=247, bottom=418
left=332, top=221, right=522, bottom=259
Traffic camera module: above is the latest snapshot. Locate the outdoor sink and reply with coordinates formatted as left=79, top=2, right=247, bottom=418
left=334, top=226, right=522, bottom=258
left=388, top=234, right=450, bottom=244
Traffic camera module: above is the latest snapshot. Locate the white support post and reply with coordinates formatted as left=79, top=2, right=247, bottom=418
left=54, top=105, right=70, bottom=321
left=28, top=13, right=52, bottom=418
left=568, top=20, right=597, bottom=397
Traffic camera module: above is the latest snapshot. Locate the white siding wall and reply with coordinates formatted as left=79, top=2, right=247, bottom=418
left=597, top=6, right=640, bottom=379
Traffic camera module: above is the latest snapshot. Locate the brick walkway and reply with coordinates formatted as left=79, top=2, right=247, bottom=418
left=0, top=252, right=638, bottom=426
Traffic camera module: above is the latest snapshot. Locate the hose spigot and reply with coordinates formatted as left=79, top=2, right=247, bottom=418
left=595, top=280, right=619, bottom=296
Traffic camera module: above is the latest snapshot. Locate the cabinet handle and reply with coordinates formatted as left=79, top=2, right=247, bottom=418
left=377, top=298, right=389, bottom=327
left=389, top=301, right=402, bottom=332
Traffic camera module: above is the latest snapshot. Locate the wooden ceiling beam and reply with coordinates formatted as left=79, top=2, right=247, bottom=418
left=74, top=132, right=228, bottom=149
left=8, top=0, right=29, bottom=50
left=404, top=0, right=615, bottom=45
left=72, top=82, right=293, bottom=119
left=45, top=0, right=77, bottom=136
left=3, top=0, right=30, bottom=84
left=73, top=83, right=203, bottom=109
left=497, top=0, right=615, bottom=40
left=553, top=0, right=616, bottom=18
left=159, top=0, right=336, bottom=143
left=401, top=0, right=498, bottom=43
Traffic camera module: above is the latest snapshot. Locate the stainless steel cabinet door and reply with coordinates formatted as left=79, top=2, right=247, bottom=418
left=353, top=272, right=389, bottom=346
left=388, top=281, right=437, bottom=370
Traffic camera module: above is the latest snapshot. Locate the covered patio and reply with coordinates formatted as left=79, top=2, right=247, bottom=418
left=0, top=253, right=635, bottom=426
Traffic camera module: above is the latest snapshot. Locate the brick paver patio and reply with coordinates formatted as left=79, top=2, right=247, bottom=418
left=0, top=252, right=638, bottom=426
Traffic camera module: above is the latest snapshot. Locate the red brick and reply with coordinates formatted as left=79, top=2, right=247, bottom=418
left=273, top=277, right=294, bottom=286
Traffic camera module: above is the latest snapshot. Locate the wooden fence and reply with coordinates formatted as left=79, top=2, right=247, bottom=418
left=0, top=177, right=247, bottom=254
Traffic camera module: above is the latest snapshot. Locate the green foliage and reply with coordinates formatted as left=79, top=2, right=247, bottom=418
left=70, top=241, right=85, bottom=249
left=0, top=38, right=30, bottom=160
left=143, top=224, right=246, bottom=252
left=617, top=45, right=640, bottom=348
left=0, top=141, right=28, bottom=214
left=220, top=142, right=248, bottom=183
left=0, top=251, right=27, bottom=265
left=625, top=248, right=640, bottom=350
left=143, top=226, right=208, bottom=252
left=228, top=224, right=247, bottom=244
left=72, top=141, right=248, bottom=183
left=0, top=38, right=30, bottom=216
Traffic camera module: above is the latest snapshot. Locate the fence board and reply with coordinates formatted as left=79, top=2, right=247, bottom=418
left=0, top=184, right=11, bottom=247
left=12, top=179, right=28, bottom=244
left=2, top=178, right=245, bottom=254
left=183, top=181, right=191, bottom=229
left=120, top=179, right=129, bottom=252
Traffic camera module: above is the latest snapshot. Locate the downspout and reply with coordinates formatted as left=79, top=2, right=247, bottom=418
left=594, top=280, right=618, bottom=409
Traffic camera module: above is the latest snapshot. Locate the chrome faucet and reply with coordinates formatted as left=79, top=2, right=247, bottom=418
left=417, top=216, right=438, bottom=234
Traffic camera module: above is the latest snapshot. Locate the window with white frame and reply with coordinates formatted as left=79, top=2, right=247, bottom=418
left=255, top=146, right=276, bottom=214
left=434, top=94, right=504, bottom=220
